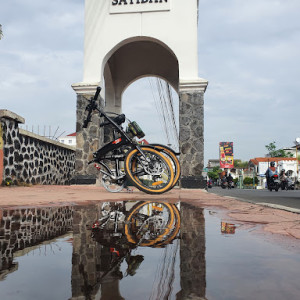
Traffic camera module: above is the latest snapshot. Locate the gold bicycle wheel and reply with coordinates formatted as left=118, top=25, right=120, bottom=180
left=151, top=144, right=181, bottom=188
left=124, top=201, right=180, bottom=247
left=125, top=147, right=174, bottom=194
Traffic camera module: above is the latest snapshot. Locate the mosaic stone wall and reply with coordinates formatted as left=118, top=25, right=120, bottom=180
left=72, top=94, right=103, bottom=184
left=0, top=206, right=73, bottom=274
left=0, top=112, right=75, bottom=185
left=179, top=91, right=206, bottom=188
left=71, top=205, right=102, bottom=299
left=177, top=202, right=206, bottom=299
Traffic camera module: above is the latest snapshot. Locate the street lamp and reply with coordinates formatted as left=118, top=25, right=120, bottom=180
left=294, top=137, right=300, bottom=181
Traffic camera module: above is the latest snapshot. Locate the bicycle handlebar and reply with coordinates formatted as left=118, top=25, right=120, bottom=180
left=83, top=86, right=102, bottom=128
left=93, top=86, right=101, bottom=101
left=82, top=88, right=131, bottom=139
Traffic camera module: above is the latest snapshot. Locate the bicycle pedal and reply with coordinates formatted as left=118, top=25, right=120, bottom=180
left=94, top=163, right=101, bottom=170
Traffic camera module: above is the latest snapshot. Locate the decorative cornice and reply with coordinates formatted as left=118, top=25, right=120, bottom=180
left=0, top=109, right=25, bottom=124
left=19, top=129, right=75, bottom=151
left=179, top=78, right=208, bottom=93
left=71, top=82, right=100, bottom=95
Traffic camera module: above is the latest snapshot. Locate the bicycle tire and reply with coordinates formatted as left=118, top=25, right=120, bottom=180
left=151, top=144, right=181, bottom=188
left=125, top=201, right=180, bottom=247
left=124, top=147, right=174, bottom=194
left=101, top=172, right=125, bottom=193
left=98, top=160, right=126, bottom=193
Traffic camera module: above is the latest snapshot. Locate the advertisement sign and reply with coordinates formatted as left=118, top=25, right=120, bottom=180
left=221, top=222, right=236, bottom=234
left=110, top=0, right=171, bottom=14
left=219, top=142, right=234, bottom=168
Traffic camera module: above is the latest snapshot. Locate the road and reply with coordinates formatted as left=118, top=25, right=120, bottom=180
left=207, top=187, right=300, bottom=213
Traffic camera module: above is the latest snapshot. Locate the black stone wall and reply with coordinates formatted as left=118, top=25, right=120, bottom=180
left=0, top=116, right=75, bottom=185
left=0, top=206, right=73, bottom=274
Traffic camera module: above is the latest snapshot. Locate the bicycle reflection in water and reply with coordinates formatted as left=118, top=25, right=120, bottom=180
left=91, top=201, right=181, bottom=283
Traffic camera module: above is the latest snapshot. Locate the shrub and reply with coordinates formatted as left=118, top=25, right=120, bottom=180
left=243, top=177, right=258, bottom=185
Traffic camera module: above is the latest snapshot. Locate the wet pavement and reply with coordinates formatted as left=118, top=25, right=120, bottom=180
left=0, top=186, right=300, bottom=299
left=207, top=187, right=300, bottom=212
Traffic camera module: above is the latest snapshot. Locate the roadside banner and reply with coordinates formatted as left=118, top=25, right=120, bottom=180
left=219, top=142, right=234, bottom=168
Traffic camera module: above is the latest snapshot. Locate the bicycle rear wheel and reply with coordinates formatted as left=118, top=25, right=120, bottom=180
left=125, top=147, right=174, bottom=194
left=98, top=160, right=126, bottom=193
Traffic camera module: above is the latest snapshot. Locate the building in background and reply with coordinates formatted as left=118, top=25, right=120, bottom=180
left=58, top=133, right=76, bottom=148
left=249, top=157, right=299, bottom=188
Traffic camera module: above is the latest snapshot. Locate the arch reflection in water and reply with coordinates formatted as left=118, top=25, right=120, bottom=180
left=71, top=201, right=206, bottom=300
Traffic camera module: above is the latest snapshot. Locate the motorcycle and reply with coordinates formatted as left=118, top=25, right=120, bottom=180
left=227, top=180, right=233, bottom=189
left=268, top=174, right=280, bottom=192
left=207, top=179, right=213, bottom=188
left=280, top=177, right=295, bottom=190
left=221, top=178, right=228, bottom=189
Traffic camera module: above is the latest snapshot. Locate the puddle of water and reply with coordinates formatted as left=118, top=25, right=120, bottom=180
left=0, top=234, right=72, bottom=300
left=0, top=201, right=299, bottom=300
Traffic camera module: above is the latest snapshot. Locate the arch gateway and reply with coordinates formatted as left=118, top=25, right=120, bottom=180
left=72, top=0, right=208, bottom=188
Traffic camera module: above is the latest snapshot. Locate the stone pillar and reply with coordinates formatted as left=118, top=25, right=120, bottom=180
left=177, top=202, right=206, bottom=299
left=72, top=84, right=103, bottom=184
left=71, top=205, right=102, bottom=299
left=179, top=80, right=208, bottom=188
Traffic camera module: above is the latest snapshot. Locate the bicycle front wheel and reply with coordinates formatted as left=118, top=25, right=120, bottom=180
left=125, top=201, right=180, bottom=247
left=125, top=147, right=174, bottom=194
left=151, top=144, right=181, bottom=188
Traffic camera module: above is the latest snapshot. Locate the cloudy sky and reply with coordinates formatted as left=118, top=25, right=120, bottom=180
left=1, top=0, right=300, bottom=164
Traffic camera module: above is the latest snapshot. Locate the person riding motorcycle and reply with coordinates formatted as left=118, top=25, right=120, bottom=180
left=265, top=161, right=278, bottom=188
left=227, top=173, right=234, bottom=189
left=279, top=169, right=287, bottom=181
left=279, top=169, right=287, bottom=190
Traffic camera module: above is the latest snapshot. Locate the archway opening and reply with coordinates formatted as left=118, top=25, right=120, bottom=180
left=122, top=77, right=179, bottom=152
left=103, top=38, right=179, bottom=112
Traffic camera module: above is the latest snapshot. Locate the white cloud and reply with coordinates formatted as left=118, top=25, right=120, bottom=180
left=0, top=0, right=299, bottom=163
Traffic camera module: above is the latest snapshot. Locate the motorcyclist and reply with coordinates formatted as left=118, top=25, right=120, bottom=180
left=221, top=173, right=228, bottom=188
left=265, top=161, right=278, bottom=188
left=279, top=169, right=289, bottom=190
left=227, top=173, right=234, bottom=189
left=279, top=169, right=286, bottom=180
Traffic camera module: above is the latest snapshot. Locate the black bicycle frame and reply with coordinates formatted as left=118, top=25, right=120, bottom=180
left=84, top=87, right=153, bottom=166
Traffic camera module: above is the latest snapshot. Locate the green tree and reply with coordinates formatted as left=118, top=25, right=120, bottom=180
left=234, top=159, right=249, bottom=168
left=265, top=141, right=293, bottom=158
left=0, top=25, right=2, bottom=39
left=207, top=166, right=222, bottom=181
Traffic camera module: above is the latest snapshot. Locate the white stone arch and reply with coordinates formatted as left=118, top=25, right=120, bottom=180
left=72, top=0, right=209, bottom=188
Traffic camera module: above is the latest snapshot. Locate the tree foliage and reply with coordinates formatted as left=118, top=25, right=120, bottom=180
left=265, top=141, right=293, bottom=158
left=234, top=159, right=249, bottom=168
left=207, top=166, right=222, bottom=180
left=0, top=25, right=3, bottom=40
left=243, top=176, right=258, bottom=185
